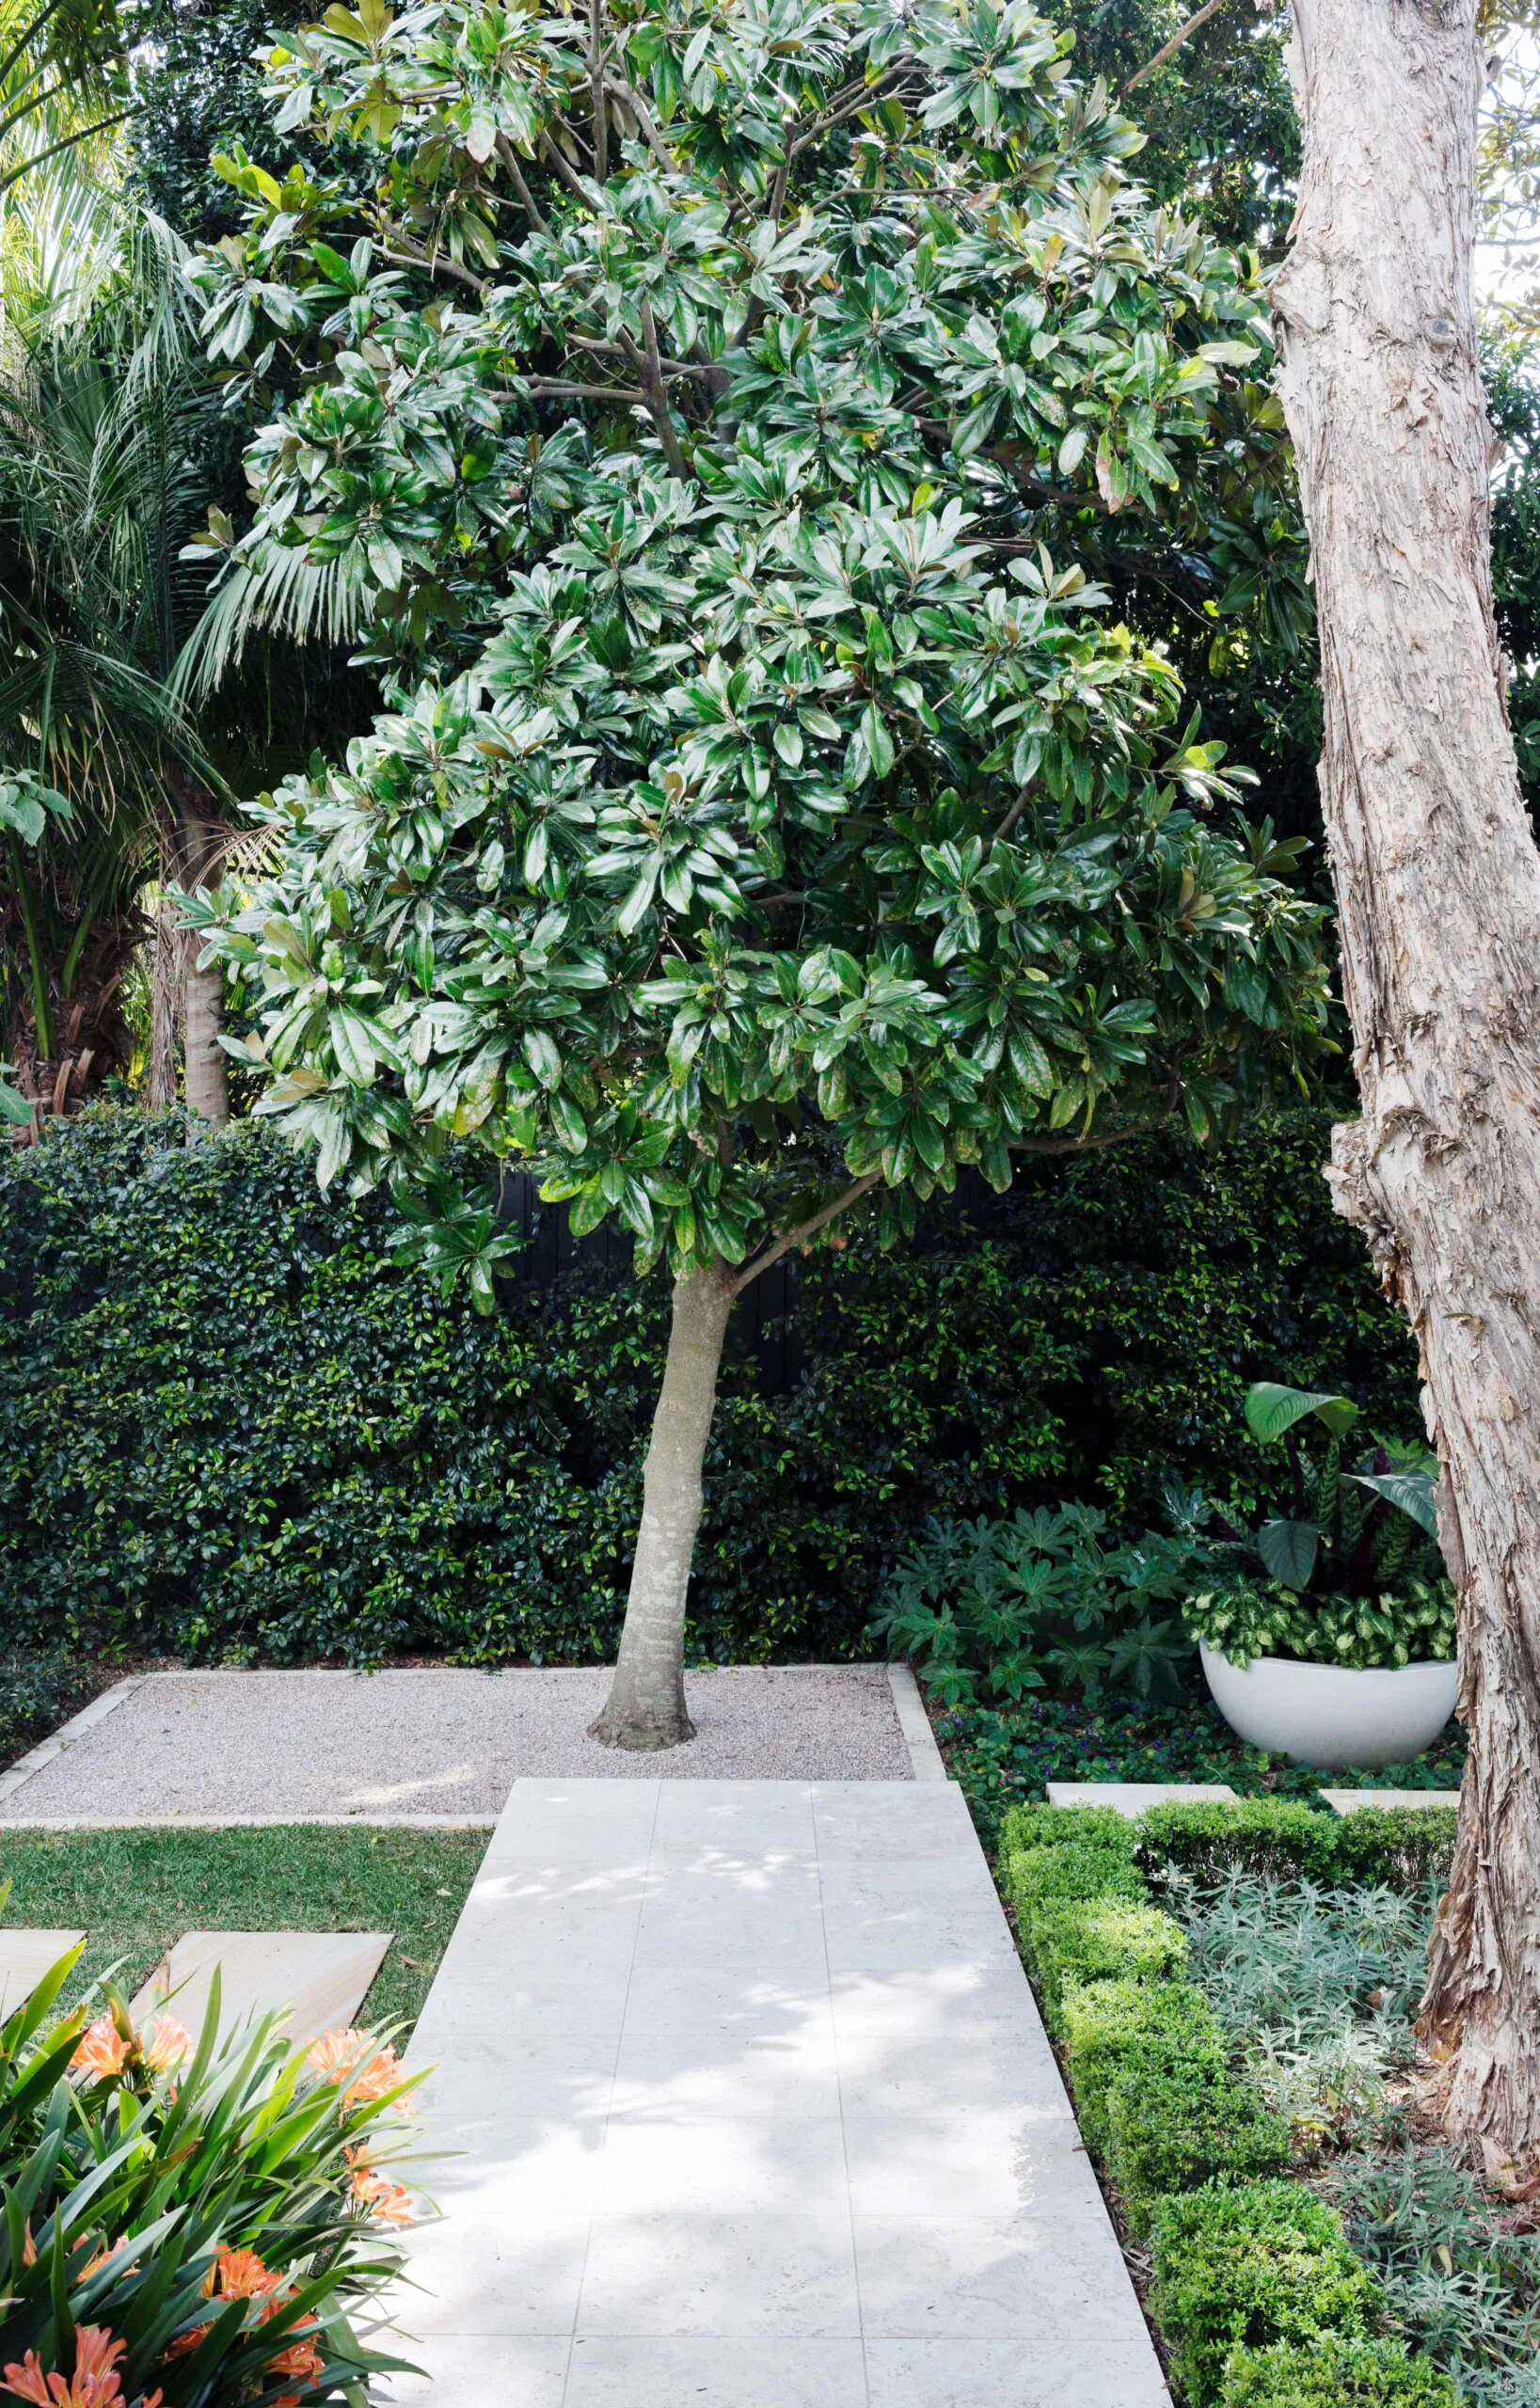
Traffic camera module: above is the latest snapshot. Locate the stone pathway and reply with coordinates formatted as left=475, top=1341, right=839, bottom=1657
left=382, top=1779, right=1169, bottom=2408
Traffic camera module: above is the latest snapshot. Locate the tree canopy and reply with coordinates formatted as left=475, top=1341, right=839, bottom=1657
left=186, top=0, right=1328, bottom=1314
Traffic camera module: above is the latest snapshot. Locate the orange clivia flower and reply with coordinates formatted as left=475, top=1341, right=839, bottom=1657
left=1, top=2324, right=160, bottom=2408
left=305, top=2028, right=366, bottom=2082
left=69, top=2020, right=130, bottom=2082
left=203, top=2247, right=282, bottom=2304
left=157, top=2327, right=210, bottom=2365
left=141, top=2018, right=192, bottom=2074
left=349, top=2169, right=416, bottom=2227
left=264, top=2315, right=323, bottom=2395
left=306, top=2030, right=413, bottom=2114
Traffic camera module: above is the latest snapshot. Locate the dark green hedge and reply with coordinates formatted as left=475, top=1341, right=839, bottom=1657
left=0, top=1103, right=1419, bottom=1666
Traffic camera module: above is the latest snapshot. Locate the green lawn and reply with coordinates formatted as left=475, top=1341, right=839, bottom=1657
left=0, top=1826, right=488, bottom=2040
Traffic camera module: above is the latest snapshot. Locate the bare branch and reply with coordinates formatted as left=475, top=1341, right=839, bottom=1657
left=729, top=1170, right=882, bottom=1297
left=1122, top=0, right=1230, bottom=94
left=630, top=299, right=693, bottom=479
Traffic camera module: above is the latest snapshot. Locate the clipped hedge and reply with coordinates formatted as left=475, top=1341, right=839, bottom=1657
left=0, top=1102, right=1417, bottom=1665
left=1151, top=2181, right=1378, bottom=2408
left=1219, top=2336, right=1460, bottom=2407
left=1019, top=1893, right=1187, bottom=2031
left=1104, top=2042, right=1292, bottom=2237
left=1058, top=1975, right=1226, bottom=2160
left=1135, top=1798, right=1457, bottom=1892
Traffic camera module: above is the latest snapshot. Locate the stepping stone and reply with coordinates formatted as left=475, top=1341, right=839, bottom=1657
left=1046, top=1780, right=1238, bottom=1816
left=131, top=1930, right=392, bottom=2044
left=1318, top=1787, right=1462, bottom=1814
left=0, top=1931, right=85, bottom=2018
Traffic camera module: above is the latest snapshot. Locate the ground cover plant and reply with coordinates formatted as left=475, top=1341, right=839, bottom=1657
left=992, top=1798, right=1540, bottom=2404
left=0, top=1828, right=485, bottom=2039
left=0, top=1105, right=1422, bottom=1668
left=184, top=0, right=1330, bottom=1750
left=0, top=1925, right=422, bottom=2406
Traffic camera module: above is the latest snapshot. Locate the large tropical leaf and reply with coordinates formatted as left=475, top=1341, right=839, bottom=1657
left=1245, top=1380, right=1360, bottom=1443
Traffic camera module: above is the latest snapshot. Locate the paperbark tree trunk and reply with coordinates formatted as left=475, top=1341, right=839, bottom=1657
left=589, top=1262, right=736, bottom=1751
left=1275, top=0, right=1540, bottom=2152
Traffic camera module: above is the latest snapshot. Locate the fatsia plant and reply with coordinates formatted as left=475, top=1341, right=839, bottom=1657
left=185, top=0, right=1331, bottom=1746
left=874, top=1502, right=1202, bottom=1708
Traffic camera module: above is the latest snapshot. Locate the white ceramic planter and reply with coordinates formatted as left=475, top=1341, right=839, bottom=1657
left=1199, top=1640, right=1458, bottom=1768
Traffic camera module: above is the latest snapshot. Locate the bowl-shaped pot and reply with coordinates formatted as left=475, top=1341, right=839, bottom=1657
left=1199, top=1640, right=1458, bottom=1768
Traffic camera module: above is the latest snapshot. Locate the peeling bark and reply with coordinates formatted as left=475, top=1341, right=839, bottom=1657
left=589, top=1262, right=736, bottom=1751
left=1275, top=0, right=1540, bottom=2150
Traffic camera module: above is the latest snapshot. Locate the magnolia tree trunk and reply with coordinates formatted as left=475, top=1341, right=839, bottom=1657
left=589, top=1262, right=736, bottom=1751
left=1276, top=0, right=1540, bottom=2152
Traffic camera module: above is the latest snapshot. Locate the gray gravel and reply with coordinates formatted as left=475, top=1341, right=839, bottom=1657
left=6, top=1666, right=914, bottom=1817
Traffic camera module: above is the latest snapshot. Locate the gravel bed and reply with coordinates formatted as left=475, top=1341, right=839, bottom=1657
left=3, top=1665, right=913, bottom=1816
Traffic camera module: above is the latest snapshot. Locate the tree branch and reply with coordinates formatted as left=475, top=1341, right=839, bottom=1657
left=496, top=133, right=549, bottom=234
left=588, top=0, right=609, bottom=182
left=539, top=129, right=597, bottom=209
left=729, top=1170, right=881, bottom=1297
left=630, top=299, right=692, bottom=478
left=1011, top=1121, right=1163, bottom=1157
left=604, top=73, right=679, bottom=176
left=377, top=240, right=488, bottom=294
left=1121, top=0, right=1230, bottom=94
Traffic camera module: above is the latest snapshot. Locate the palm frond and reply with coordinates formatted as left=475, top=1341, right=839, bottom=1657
left=172, top=544, right=373, bottom=702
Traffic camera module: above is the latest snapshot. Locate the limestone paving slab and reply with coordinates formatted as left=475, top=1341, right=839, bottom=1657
left=1046, top=1780, right=1238, bottom=1814
left=379, top=1779, right=1169, bottom=2408
left=0, top=1931, right=85, bottom=2017
left=130, top=1929, right=392, bottom=2043
left=1318, top=1787, right=1462, bottom=1814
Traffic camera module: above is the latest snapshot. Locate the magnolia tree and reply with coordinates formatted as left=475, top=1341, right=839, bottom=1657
left=186, top=0, right=1328, bottom=1748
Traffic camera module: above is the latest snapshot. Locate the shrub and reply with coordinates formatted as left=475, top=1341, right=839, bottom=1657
left=1219, top=2335, right=1459, bottom=2406
left=1329, top=1807, right=1457, bottom=1890
left=1137, top=1799, right=1342, bottom=1885
left=1150, top=2180, right=1378, bottom=2408
left=1022, top=1895, right=1186, bottom=2031
left=0, top=1654, right=96, bottom=1774
left=0, top=1104, right=1421, bottom=1664
left=1003, top=1843, right=1146, bottom=1909
left=0, top=1937, right=421, bottom=2405
left=876, top=1503, right=1201, bottom=1710
left=1058, top=1976, right=1225, bottom=2158
left=998, top=1801, right=1137, bottom=1861
left=1103, top=2042, right=1292, bottom=2235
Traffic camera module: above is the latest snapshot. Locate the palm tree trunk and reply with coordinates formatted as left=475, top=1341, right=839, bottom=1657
left=588, top=1263, right=736, bottom=1751
left=169, top=792, right=229, bottom=1133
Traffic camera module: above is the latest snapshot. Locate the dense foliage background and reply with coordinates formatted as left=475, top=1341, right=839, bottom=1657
left=0, top=1103, right=1420, bottom=1666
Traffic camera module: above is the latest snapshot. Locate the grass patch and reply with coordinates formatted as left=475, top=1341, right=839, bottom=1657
left=0, top=1826, right=487, bottom=2039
